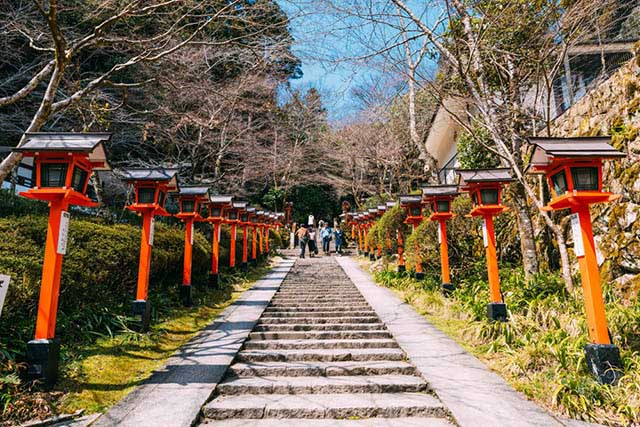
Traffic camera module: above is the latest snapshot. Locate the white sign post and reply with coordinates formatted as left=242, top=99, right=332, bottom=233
left=57, top=211, right=70, bottom=255
left=190, top=223, right=195, bottom=245
left=570, top=213, right=585, bottom=257
left=149, top=218, right=155, bottom=246
left=482, top=219, right=488, bottom=248
left=437, top=225, right=442, bottom=244
left=308, top=215, right=315, bottom=226
left=0, top=274, right=10, bottom=317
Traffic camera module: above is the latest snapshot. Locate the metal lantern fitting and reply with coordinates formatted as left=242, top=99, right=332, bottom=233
left=14, top=132, right=111, bottom=387
left=458, top=168, right=513, bottom=321
left=175, top=186, right=210, bottom=306
left=120, top=168, right=179, bottom=331
left=400, top=195, right=425, bottom=279
left=207, top=195, right=233, bottom=289
left=422, top=185, right=460, bottom=294
left=528, top=136, right=625, bottom=384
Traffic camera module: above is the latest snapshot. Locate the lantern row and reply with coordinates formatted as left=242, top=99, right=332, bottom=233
left=12, top=133, right=285, bottom=388
left=342, top=136, right=625, bottom=385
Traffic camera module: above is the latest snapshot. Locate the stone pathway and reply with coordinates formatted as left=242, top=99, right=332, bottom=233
left=201, top=257, right=452, bottom=426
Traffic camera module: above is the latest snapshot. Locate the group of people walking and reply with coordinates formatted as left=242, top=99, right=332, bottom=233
left=295, top=220, right=344, bottom=259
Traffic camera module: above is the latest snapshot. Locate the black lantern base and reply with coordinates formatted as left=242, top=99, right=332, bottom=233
left=487, top=302, right=508, bottom=322
left=241, top=262, right=248, bottom=273
left=585, top=343, right=623, bottom=385
left=132, top=299, right=151, bottom=332
left=250, top=258, right=257, bottom=266
left=441, top=282, right=456, bottom=295
left=364, top=251, right=369, bottom=258
left=369, top=253, right=376, bottom=261
left=180, top=285, right=193, bottom=307
left=415, top=272, right=425, bottom=280
left=386, top=249, right=393, bottom=256
left=209, top=273, right=220, bottom=289
left=397, top=265, right=406, bottom=274
left=26, top=338, right=60, bottom=389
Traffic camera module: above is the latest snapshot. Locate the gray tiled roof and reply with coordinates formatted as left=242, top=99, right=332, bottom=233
left=14, top=132, right=111, bottom=170
left=120, top=168, right=179, bottom=190
left=399, top=195, right=423, bottom=205
left=529, top=137, right=624, bottom=167
left=457, top=168, right=513, bottom=185
left=178, top=186, right=209, bottom=197
left=422, top=185, right=459, bottom=197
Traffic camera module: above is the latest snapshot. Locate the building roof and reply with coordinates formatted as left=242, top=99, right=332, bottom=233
left=421, top=185, right=460, bottom=197
left=457, top=168, right=513, bottom=185
left=399, top=195, right=423, bottom=205
left=120, top=168, right=179, bottom=190
left=209, top=195, right=233, bottom=205
left=528, top=137, right=624, bottom=169
left=178, top=186, right=209, bottom=197
left=14, top=132, right=111, bottom=170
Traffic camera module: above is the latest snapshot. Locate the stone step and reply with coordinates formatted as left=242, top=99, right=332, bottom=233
left=264, top=306, right=370, bottom=313
left=263, top=311, right=376, bottom=318
left=269, top=299, right=369, bottom=305
left=228, top=361, right=417, bottom=377
left=271, top=296, right=367, bottom=301
left=253, top=323, right=387, bottom=332
left=267, top=305, right=372, bottom=310
left=248, top=330, right=392, bottom=340
left=203, top=392, right=444, bottom=420
left=243, top=339, right=399, bottom=350
left=216, top=375, right=428, bottom=395
left=202, top=417, right=453, bottom=427
left=258, top=316, right=381, bottom=324
left=275, top=292, right=362, bottom=296
left=236, top=348, right=406, bottom=363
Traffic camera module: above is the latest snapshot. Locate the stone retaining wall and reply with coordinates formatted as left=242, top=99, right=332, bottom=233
left=552, top=44, right=640, bottom=299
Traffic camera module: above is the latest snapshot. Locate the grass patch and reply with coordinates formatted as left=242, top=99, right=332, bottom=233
left=367, top=261, right=640, bottom=427
left=3, top=262, right=274, bottom=425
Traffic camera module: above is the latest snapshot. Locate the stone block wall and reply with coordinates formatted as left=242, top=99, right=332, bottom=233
left=552, top=46, right=640, bottom=299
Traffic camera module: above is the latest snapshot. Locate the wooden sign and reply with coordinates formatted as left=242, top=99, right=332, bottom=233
left=571, top=213, right=585, bottom=257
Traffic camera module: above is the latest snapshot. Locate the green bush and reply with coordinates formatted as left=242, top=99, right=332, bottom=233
left=366, top=205, right=407, bottom=254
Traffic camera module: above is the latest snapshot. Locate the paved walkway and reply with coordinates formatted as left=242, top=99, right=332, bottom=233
left=91, top=255, right=598, bottom=427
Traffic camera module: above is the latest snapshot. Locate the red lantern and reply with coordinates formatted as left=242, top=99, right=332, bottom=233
left=207, top=195, right=233, bottom=288
left=121, top=168, right=179, bottom=330
left=528, top=136, right=625, bottom=384
left=14, top=132, right=111, bottom=387
left=175, top=186, right=209, bottom=306
left=458, top=168, right=512, bottom=321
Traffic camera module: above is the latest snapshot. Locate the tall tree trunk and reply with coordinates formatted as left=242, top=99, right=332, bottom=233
left=511, top=182, right=539, bottom=277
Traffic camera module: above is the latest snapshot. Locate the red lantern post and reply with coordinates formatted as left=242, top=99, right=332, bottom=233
left=226, top=201, right=247, bottom=271
left=527, top=136, right=625, bottom=384
left=375, top=206, right=388, bottom=259
left=15, top=132, right=111, bottom=387
left=458, top=169, right=512, bottom=321
left=400, top=195, right=425, bottom=279
left=423, top=185, right=460, bottom=294
left=175, top=186, right=209, bottom=306
left=285, top=202, right=293, bottom=225
left=121, top=168, right=179, bottom=330
left=207, top=195, right=233, bottom=289
left=385, top=201, right=396, bottom=256
left=243, top=207, right=256, bottom=269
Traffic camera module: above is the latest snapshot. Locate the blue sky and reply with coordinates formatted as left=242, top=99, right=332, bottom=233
left=278, top=1, right=441, bottom=123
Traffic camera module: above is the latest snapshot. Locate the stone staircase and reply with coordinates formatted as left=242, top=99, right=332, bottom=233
left=201, top=257, right=452, bottom=426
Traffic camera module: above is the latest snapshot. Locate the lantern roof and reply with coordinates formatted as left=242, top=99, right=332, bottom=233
left=368, top=208, right=378, bottom=215
left=120, top=168, right=179, bottom=191
left=377, top=205, right=387, bottom=211
left=178, top=186, right=209, bottom=197
left=399, top=195, right=423, bottom=205
left=209, top=194, right=233, bottom=205
left=246, top=207, right=256, bottom=213
left=386, top=201, right=397, bottom=208
left=528, top=137, right=624, bottom=171
left=15, top=132, right=112, bottom=170
left=457, top=168, right=513, bottom=186
left=421, top=185, right=459, bottom=197
left=233, top=201, right=248, bottom=209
